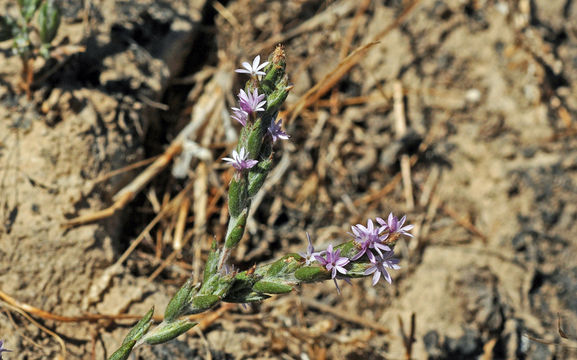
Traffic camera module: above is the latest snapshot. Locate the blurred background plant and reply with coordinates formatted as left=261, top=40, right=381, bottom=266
left=0, top=0, right=60, bottom=99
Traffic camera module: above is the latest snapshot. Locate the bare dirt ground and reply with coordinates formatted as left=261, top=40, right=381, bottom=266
left=1, top=0, right=577, bottom=359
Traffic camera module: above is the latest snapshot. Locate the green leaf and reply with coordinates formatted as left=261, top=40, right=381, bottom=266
left=253, top=280, right=293, bottom=294
left=228, top=176, right=247, bottom=218
left=223, top=291, right=270, bottom=303
left=189, top=295, right=220, bottom=313
left=246, top=118, right=264, bottom=159
left=37, top=0, right=61, bottom=44
left=346, top=262, right=372, bottom=278
left=294, top=266, right=331, bottom=283
left=18, top=0, right=42, bottom=22
left=164, top=279, right=195, bottom=322
left=203, top=242, right=220, bottom=284
left=248, top=158, right=272, bottom=197
left=108, top=340, right=136, bottom=360
left=265, top=80, right=290, bottom=114
left=143, top=320, right=197, bottom=345
left=122, top=307, right=154, bottom=345
left=267, top=254, right=302, bottom=277
left=225, top=209, right=247, bottom=249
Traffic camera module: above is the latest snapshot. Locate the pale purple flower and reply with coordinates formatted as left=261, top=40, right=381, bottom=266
left=231, top=108, right=248, bottom=126
left=235, top=55, right=269, bottom=77
left=298, top=233, right=322, bottom=266
left=350, top=219, right=390, bottom=260
left=315, top=244, right=350, bottom=294
left=238, top=89, right=266, bottom=114
left=364, top=250, right=401, bottom=286
left=0, top=340, right=11, bottom=360
left=222, top=147, right=258, bottom=171
left=377, top=213, right=414, bottom=237
left=268, top=118, right=290, bottom=143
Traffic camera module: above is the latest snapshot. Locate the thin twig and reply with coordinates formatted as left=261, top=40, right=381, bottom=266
left=393, top=81, right=414, bottom=210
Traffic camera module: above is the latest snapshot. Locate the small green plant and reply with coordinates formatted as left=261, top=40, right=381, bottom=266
left=108, top=45, right=413, bottom=359
left=0, top=0, right=61, bottom=99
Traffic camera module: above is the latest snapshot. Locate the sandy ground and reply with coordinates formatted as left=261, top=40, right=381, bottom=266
left=1, top=0, right=577, bottom=359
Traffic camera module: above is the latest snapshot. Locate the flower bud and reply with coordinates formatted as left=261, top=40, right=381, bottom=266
left=261, top=45, right=286, bottom=95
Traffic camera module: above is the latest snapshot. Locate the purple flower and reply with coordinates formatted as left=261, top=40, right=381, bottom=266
left=231, top=108, right=248, bottom=126
left=364, top=250, right=401, bottom=286
left=235, top=55, right=269, bottom=77
left=268, top=118, right=290, bottom=143
left=298, top=233, right=322, bottom=266
left=222, top=147, right=258, bottom=171
left=0, top=340, right=12, bottom=360
left=377, top=213, right=414, bottom=238
left=350, top=219, right=390, bottom=260
left=315, top=244, right=350, bottom=294
left=237, top=89, right=266, bottom=114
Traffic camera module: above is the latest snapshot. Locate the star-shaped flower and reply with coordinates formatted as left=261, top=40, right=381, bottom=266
left=350, top=219, right=390, bottom=260
left=364, top=250, right=401, bottom=286
left=377, top=213, right=414, bottom=237
left=235, top=55, right=269, bottom=77
left=237, top=89, right=266, bottom=114
left=298, top=232, right=322, bottom=266
left=231, top=108, right=248, bottom=126
left=315, top=244, right=350, bottom=294
left=268, top=118, right=290, bottom=143
left=222, top=147, right=258, bottom=171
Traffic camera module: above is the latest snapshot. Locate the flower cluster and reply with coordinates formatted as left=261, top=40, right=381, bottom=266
left=302, top=213, right=412, bottom=293
left=224, top=55, right=289, bottom=168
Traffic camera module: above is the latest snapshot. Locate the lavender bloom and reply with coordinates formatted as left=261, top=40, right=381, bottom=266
left=364, top=250, right=401, bottom=286
left=298, top=233, right=322, bottom=266
left=238, top=89, right=266, bottom=114
left=268, top=118, right=290, bottom=143
left=377, top=213, right=414, bottom=237
left=231, top=108, right=248, bottom=126
left=222, top=147, right=258, bottom=171
left=0, top=340, right=11, bottom=360
left=350, top=219, right=390, bottom=260
left=235, top=55, right=269, bottom=77
left=315, top=244, right=350, bottom=294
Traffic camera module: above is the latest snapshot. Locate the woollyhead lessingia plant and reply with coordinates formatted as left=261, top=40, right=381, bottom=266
left=108, top=45, right=413, bottom=360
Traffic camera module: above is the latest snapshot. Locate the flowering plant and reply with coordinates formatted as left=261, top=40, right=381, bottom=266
left=108, top=45, right=412, bottom=360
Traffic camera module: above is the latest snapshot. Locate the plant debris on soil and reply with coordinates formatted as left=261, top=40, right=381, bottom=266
left=1, top=0, right=577, bottom=359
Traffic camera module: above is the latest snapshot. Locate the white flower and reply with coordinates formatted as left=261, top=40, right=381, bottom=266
left=235, top=55, right=269, bottom=77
